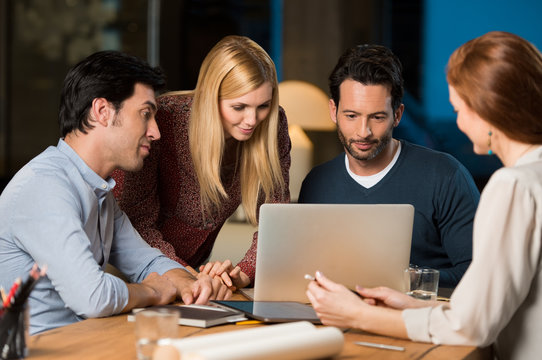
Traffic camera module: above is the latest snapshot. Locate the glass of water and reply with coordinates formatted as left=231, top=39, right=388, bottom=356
left=404, top=267, right=439, bottom=301
left=135, top=308, right=179, bottom=360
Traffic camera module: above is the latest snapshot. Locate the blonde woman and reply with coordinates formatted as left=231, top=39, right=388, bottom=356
left=306, top=31, right=542, bottom=359
left=112, top=35, right=290, bottom=290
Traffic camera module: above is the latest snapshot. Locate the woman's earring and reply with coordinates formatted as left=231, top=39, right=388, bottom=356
left=487, top=131, right=493, bottom=155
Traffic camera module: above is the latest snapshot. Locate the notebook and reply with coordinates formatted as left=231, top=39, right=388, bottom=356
left=127, top=304, right=247, bottom=328
left=253, top=203, right=414, bottom=302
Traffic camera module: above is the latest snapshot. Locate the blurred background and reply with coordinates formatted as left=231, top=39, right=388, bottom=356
left=1, top=0, right=541, bottom=195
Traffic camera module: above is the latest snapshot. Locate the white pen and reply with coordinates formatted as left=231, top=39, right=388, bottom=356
left=355, top=341, right=405, bottom=351
left=304, top=274, right=363, bottom=298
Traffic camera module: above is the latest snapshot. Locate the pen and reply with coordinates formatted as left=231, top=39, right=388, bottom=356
left=304, top=274, right=363, bottom=299
left=2, top=264, right=47, bottom=309
left=355, top=341, right=405, bottom=351
left=3, top=278, right=21, bottom=308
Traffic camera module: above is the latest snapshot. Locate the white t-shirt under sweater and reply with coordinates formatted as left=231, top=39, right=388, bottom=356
left=345, top=142, right=402, bottom=188
left=402, top=145, right=542, bottom=360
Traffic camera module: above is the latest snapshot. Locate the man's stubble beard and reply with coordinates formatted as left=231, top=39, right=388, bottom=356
left=337, top=124, right=393, bottom=162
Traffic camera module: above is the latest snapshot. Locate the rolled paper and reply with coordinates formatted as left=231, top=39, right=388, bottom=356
left=160, top=321, right=315, bottom=352
left=163, top=322, right=344, bottom=360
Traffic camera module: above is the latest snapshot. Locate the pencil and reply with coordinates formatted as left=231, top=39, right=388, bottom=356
left=235, top=320, right=263, bottom=325
left=17, top=274, right=39, bottom=304
left=0, top=287, right=6, bottom=303
left=3, top=278, right=21, bottom=308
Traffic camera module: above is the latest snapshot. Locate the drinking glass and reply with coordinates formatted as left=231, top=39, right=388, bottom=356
left=135, top=308, right=179, bottom=360
left=404, top=267, right=439, bottom=301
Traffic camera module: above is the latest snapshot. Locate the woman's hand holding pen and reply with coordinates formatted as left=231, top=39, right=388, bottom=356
left=305, top=271, right=433, bottom=330
left=305, top=271, right=367, bottom=329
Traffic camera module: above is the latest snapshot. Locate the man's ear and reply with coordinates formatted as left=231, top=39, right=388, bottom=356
left=329, top=99, right=338, bottom=125
left=89, top=98, right=113, bottom=127
left=393, top=103, right=404, bottom=128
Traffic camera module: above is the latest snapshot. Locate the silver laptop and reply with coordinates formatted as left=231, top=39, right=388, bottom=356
left=253, top=203, right=414, bottom=302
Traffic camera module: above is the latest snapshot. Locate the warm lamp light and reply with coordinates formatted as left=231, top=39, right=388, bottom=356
left=287, top=124, right=313, bottom=202
left=278, top=80, right=335, bottom=202
left=278, top=80, right=335, bottom=131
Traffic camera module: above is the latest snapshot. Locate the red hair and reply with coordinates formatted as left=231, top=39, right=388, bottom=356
left=447, top=31, right=542, bottom=144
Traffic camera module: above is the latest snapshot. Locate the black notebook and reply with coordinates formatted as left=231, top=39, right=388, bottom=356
left=127, top=304, right=247, bottom=328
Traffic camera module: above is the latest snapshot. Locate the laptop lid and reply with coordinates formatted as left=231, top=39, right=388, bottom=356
left=254, top=203, right=414, bottom=302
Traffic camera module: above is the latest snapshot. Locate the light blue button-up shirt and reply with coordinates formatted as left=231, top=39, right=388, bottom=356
left=0, top=140, right=184, bottom=334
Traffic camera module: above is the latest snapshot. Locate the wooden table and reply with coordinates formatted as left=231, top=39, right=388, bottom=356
left=27, top=294, right=492, bottom=360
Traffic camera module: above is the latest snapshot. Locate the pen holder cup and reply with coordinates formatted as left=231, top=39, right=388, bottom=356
left=0, top=302, right=29, bottom=360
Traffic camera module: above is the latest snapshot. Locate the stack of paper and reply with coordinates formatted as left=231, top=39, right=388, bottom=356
left=160, top=321, right=344, bottom=360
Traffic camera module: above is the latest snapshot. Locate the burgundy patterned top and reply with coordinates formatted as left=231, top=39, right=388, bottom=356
left=111, top=94, right=291, bottom=282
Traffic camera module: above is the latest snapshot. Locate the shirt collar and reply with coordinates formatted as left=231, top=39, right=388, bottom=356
left=57, top=139, right=116, bottom=198
left=515, top=145, right=542, bottom=167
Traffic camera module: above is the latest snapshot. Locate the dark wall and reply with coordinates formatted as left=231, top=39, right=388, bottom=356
left=159, top=0, right=270, bottom=92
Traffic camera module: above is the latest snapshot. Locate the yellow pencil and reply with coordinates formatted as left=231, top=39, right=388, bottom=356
left=235, top=320, right=263, bottom=325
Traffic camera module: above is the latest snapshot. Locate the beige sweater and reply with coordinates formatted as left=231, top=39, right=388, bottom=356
left=403, top=146, right=542, bottom=360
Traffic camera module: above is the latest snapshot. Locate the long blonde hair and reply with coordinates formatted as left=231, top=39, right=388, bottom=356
left=186, top=35, right=285, bottom=225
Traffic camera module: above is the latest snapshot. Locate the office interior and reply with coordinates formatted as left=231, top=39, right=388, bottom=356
left=0, top=0, right=540, bottom=194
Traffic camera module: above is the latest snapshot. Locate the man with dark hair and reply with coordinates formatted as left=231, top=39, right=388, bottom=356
left=299, top=45, right=480, bottom=288
left=0, top=51, right=229, bottom=335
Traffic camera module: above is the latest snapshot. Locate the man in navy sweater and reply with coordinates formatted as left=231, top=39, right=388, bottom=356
left=298, top=44, right=480, bottom=288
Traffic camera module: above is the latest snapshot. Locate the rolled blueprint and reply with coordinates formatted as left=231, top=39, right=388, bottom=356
left=162, top=321, right=344, bottom=360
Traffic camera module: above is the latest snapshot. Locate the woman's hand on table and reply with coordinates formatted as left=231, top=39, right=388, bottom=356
left=164, top=267, right=232, bottom=304
left=199, top=260, right=251, bottom=291
left=357, top=286, right=426, bottom=309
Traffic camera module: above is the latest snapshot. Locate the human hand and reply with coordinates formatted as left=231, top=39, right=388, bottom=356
left=163, top=268, right=231, bottom=305
left=190, top=272, right=233, bottom=304
left=358, top=286, right=430, bottom=309
left=306, top=271, right=366, bottom=329
left=141, top=272, right=177, bottom=305
left=199, top=260, right=250, bottom=291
